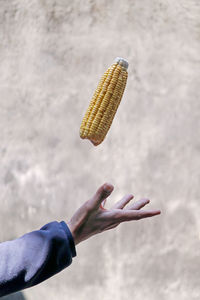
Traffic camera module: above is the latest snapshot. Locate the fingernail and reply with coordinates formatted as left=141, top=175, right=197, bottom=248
left=103, top=184, right=113, bottom=193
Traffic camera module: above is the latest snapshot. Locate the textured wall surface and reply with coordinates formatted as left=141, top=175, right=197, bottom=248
left=0, top=0, right=200, bottom=299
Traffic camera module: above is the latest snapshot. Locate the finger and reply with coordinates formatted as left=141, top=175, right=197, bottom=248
left=126, top=198, right=150, bottom=210
left=100, top=199, right=107, bottom=211
left=113, top=209, right=161, bottom=222
left=90, top=183, right=114, bottom=208
left=102, top=199, right=107, bottom=207
left=112, top=194, right=134, bottom=209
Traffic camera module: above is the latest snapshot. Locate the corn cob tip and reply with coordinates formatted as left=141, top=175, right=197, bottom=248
left=115, top=57, right=129, bottom=70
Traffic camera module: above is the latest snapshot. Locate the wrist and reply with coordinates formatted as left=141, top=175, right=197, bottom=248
left=60, top=221, right=77, bottom=257
left=67, top=221, right=77, bottom=245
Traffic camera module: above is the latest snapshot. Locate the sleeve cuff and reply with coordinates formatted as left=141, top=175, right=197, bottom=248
left=60, top=221, right=77, bottom=257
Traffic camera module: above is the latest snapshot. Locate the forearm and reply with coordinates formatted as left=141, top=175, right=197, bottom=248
left=0, top=221, right=76, bottom=297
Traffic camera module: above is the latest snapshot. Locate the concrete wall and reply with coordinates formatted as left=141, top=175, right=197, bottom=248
left=0, top=0, right=200, bottom=299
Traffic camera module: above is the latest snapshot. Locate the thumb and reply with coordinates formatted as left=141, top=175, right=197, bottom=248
left=90, top=183, right=114, bottom=208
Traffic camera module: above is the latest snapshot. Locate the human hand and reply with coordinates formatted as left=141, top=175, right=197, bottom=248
left=67, top=183, right=161, bottom=245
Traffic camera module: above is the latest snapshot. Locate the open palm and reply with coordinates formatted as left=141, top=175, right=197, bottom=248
left=67, top=183, right=161, bottom=245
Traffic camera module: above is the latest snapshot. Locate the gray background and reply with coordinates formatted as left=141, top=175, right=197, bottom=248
left=0, top=0, right=200, bottom=299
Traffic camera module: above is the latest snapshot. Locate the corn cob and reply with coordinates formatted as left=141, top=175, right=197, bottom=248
left=80, top=57, right=128, bottom=146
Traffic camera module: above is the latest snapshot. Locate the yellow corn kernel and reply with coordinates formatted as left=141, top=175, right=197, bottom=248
left=80, top=57, right=128, bottom=146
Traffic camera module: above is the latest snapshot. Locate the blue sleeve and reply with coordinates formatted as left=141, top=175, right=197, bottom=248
left=0, top=221, right=76, bottom=297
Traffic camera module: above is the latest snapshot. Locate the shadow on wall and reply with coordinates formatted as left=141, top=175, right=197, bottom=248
left=1, top=292, right=26, bottom=300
